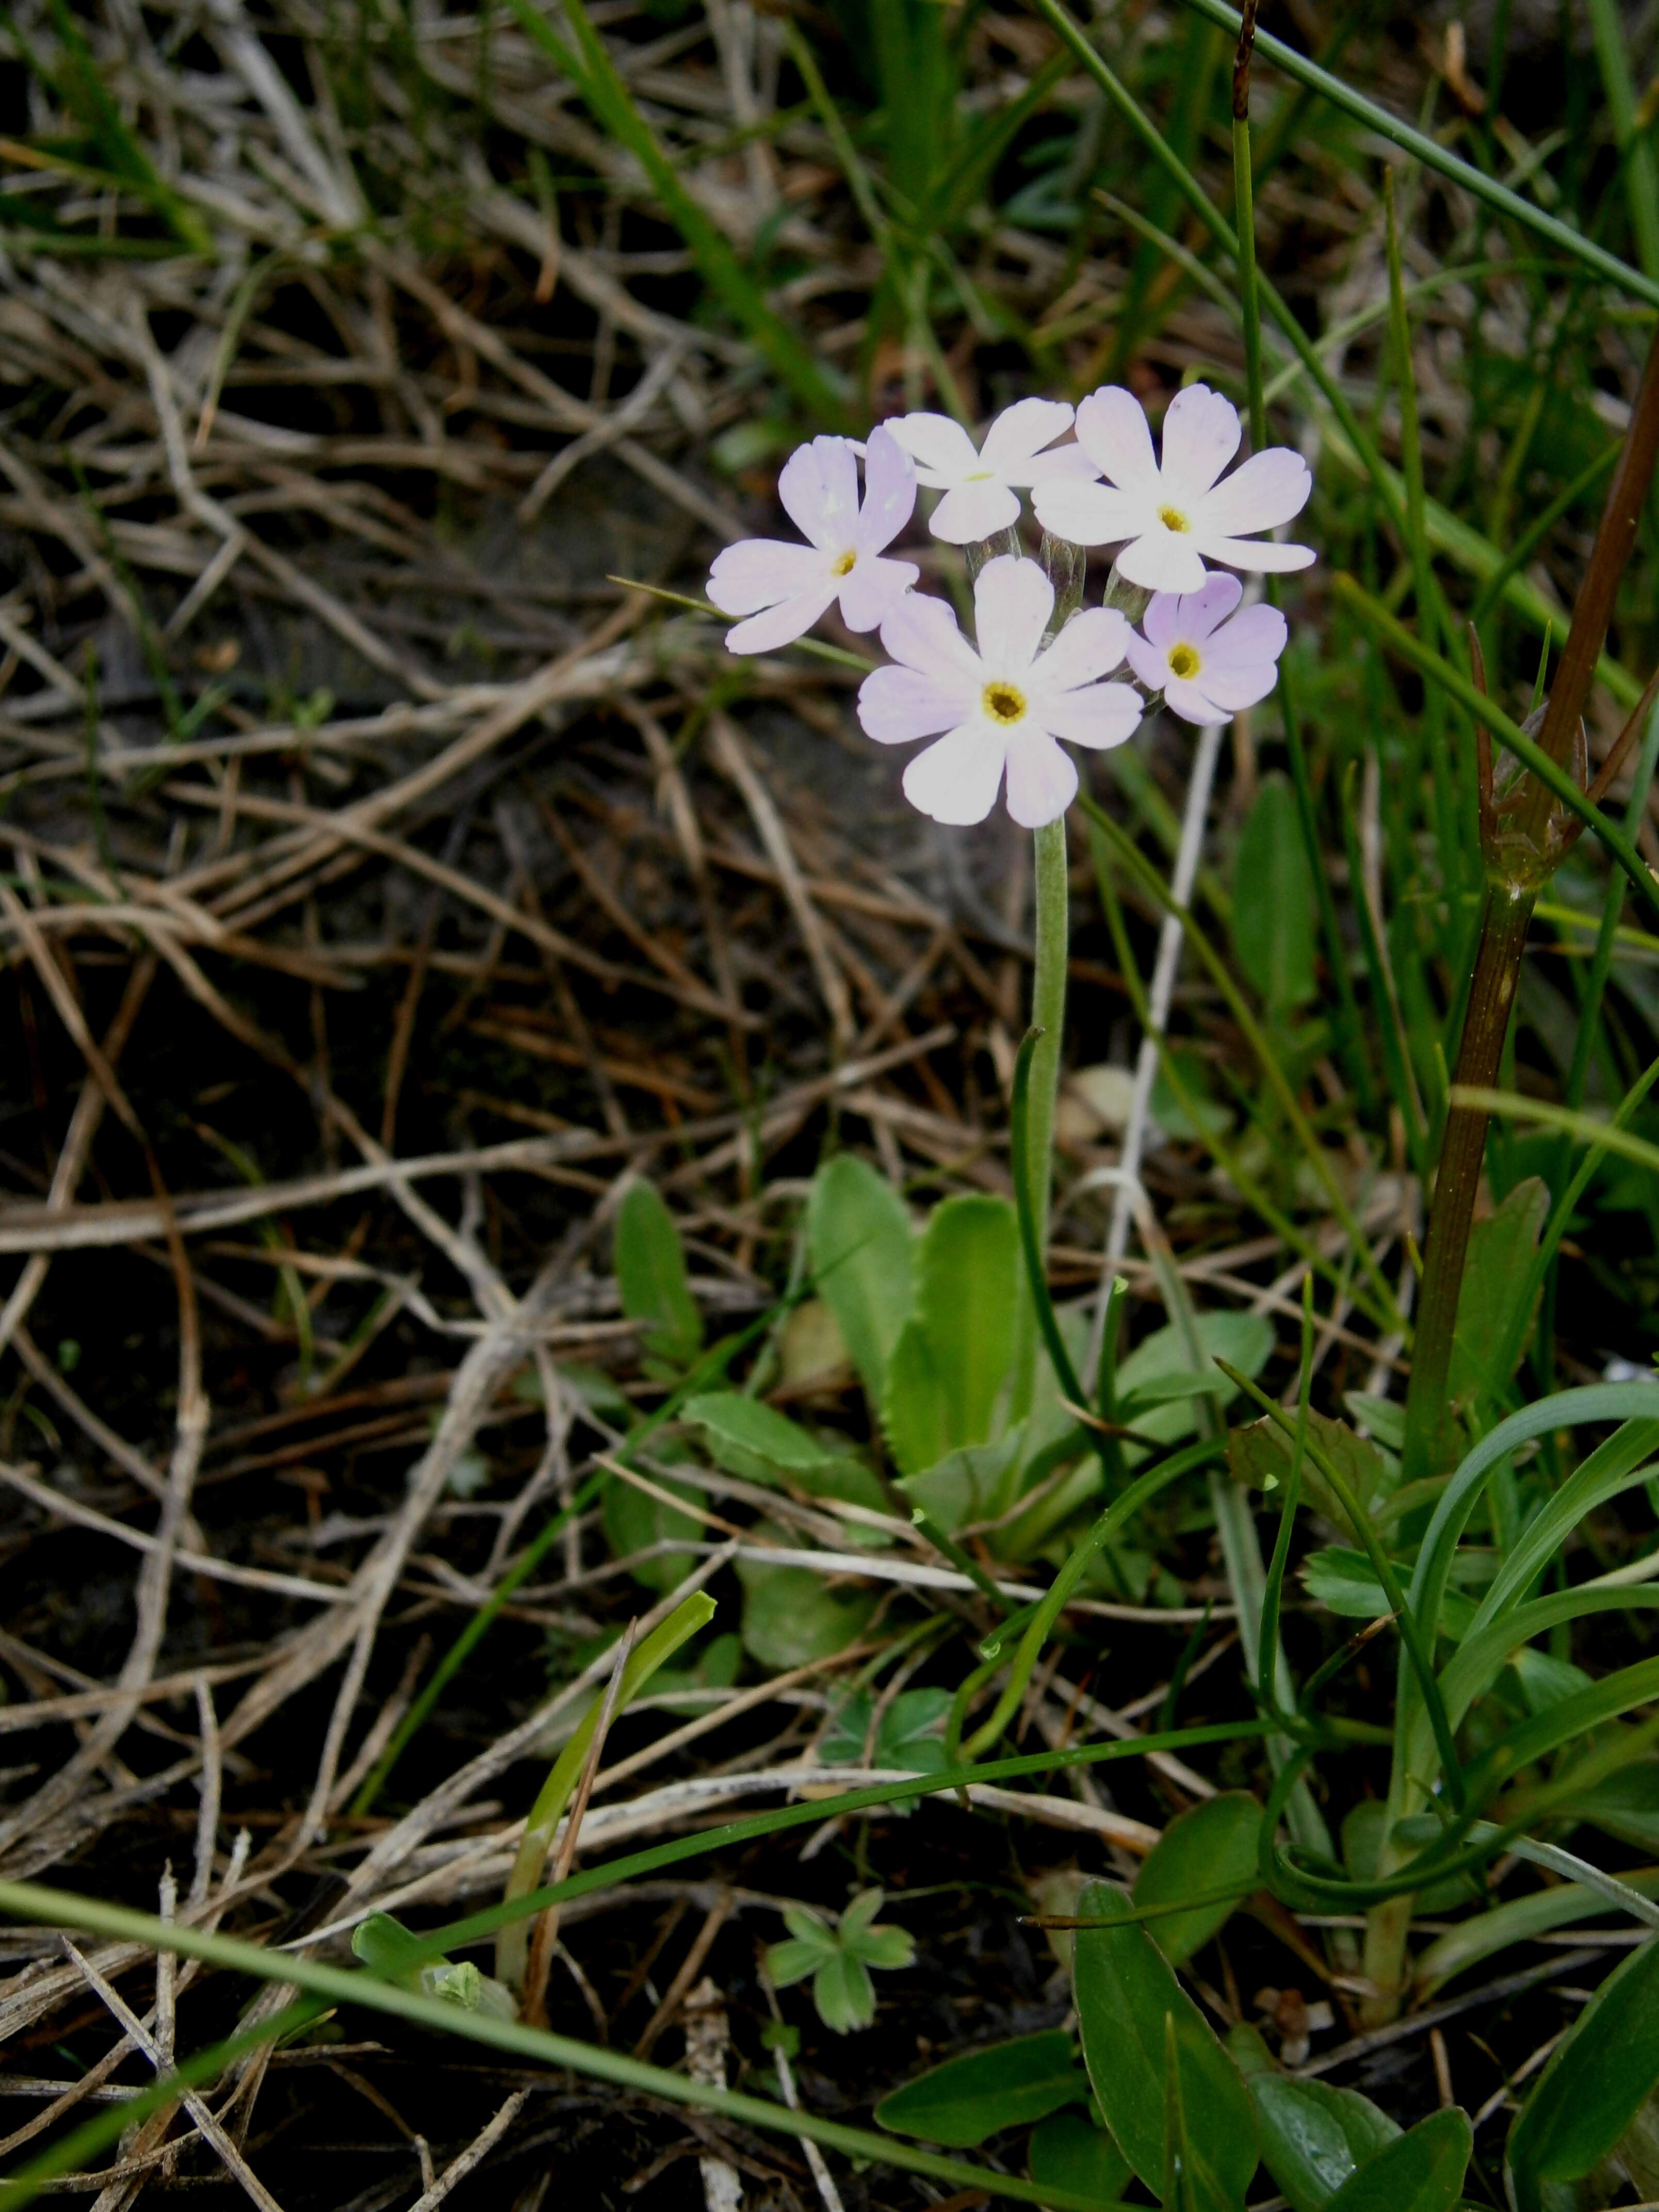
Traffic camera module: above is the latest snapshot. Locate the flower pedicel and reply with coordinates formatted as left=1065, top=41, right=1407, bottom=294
left=704, top=386, right=1304, bottom=827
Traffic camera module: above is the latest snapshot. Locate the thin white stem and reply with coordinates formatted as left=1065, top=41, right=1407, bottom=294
left=1094, top=720, right=1226, bottom=1332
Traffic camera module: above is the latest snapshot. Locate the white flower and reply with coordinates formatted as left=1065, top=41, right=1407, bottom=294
left=707, top=427, right=919, bottom=653
left=1125, top=574, right=1289, bottom=725
left=884, top=398, right=1098, bottom=545
left=1031, top=383, right=1314, bottom=594
left=856, top=555, right=1142, bottom=828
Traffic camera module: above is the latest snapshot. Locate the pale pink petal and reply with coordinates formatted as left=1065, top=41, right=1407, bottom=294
left=884, top=411, right=981, bottom=487
left=1175, top=572, right=1244, bottom=642
left=856, top=426, right=918, bottom=554
left=1202, top=602, right=1288, bottom=668
left=1141, top=592, right=1181, bottom=648
left=1196, top=658, right=1280, bottom=713
left=1031, top=478, right=1150, bottom=547
left=1193, top=533, right=1316, bottom=574
left=838, top=551, right=918, bottom=630
left=1020, top=443, right=1101, bottom=487
left=973, top=554, right=1053, bottom=673
left=857, top=664, right=974, bottom=744
left=881, top=590, right=984, bottom=685
left=707, top=538, right=829, bottom=616
left=724, top=581, right=840, bottom=654
left=980, top=396, right=1075, bottom=472
left=1159, top=383, right=1241, bottom=499
left=930, top=478, right=1022, bottom=543
left=1124, top=631, right=1172, bottom=691
left=1034, top=606, right=1130, bottom=693
left=1038, top=682, right=1143, bottom=750
left=779, top=435, right=861, bottom=549
left=1004, top=731, right=1079, bottom=827
left=902, top=724, right=1007, bottom=825
left=1114, top=530, right=1210, bottom=594
left=1161, top=675, right=1224, bottom=725
left=1193, top=447, right=1312, bottom=536
left=1075, top=386, right=1160, bottom=492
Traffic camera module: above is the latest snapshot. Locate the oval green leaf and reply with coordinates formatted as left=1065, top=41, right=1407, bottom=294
left=1225, top=2027, right=1401, bottom=2212
left=1325, top=2109, right=1469, bottom=2212
left=875, top=2029, right=1087, bottom=2148
left=808, top=1154, right=915, bottom=1405
left=1072, top=1881, right=1258, bottom=2211
left=1506, top=1926, right=1659, bottom=2212
left=615, top=1179, right=703, bottom=1372
left=1029, top=2110, right=1134, bottom=2207
left=882, top=1195, right=1020, bottom=1478
left=1133, top=1794, right=1262, bottom=1965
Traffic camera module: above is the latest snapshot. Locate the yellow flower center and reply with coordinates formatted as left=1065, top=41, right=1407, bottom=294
left=832, top=549, right=858, bottom=576
left=1159, top=506, right=1190, bottom=532
left=1167, top=643, right=1200, bottom=679
left=982, top=681, right=1027, bottom=725
left=964, top=469, right=994, bottom=482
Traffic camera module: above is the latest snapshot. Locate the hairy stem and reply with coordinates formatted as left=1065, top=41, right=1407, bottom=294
left=1013, top=817, right=1069, bottom=1417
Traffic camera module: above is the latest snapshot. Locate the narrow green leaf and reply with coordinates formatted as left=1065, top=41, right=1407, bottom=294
left=500, top=0, right=851, bottom=426
left=1133, top=1795, right=1262, bottom=1965
left=1232, top=775, right=1316, bottom=1013
left=808, top=1154, right=915, bottom=1404
left=1072, top=1882, right=1258, bottom=2211
left=876, top=2030, right=1086, bottom=2147
left=615, top=1179, right=703, bottom=1372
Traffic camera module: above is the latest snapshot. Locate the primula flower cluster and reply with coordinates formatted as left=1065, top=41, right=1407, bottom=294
left=705, top=383, right=1311, bottom=829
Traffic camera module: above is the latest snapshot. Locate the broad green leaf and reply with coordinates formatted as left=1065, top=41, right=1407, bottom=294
left=1072, top=1881, right=1258, bottom=2211
left=1115, top=1313, right=1274, bottom=1463
left=615, top=1179, right=703, bottom=1372
left=876, top=2029, right=1085, bottom=2146
left=682, top=1391, right=837, bottom=1481
left=808, top=1154, right=915, bottom=1404
left=1324, top=2110, right=1468, bottom=2212
left=1029, top=2111, right=1135, bottom=2207
left=1447, top=1177, right=1550, bottom=1407
left=1344, top=1393, right=1406, bottom=1453
left=1232, top=775, right=1316, bottom=1013
left=812, top=1949, right=876, bottom=2032
left=1572, top=1756, right=1659, bottom=1851
left=1506, top=1918, right=1659, bottom=2212
left=601, top=1465, right=700, bottom=1591
left=1133, top=1794, right=1261, bottom=1965
left=899, top=1432, right=1025, bottom=1534
left=1228, top=1411, right=1394, bottom=1527
left=882, top=1195, right=1020, bottom=1477
left=1226, top=2025, right=1400, bottom=2212
left=736, top=1537, right=875, bottom=1667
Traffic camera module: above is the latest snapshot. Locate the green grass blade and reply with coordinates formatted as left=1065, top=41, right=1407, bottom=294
left=500, top=0, right=850, bottom=428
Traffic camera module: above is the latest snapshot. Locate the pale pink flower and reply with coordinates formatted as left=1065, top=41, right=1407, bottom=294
left=885, top=398, right=1098, bottom=545
left=707, top=428, right=919, bottom=653
left=1032, top=383, right=1313, bottom=594
left=856, top=555, right=1141, bottom=828
left=1125, top=574, right=1289, bottom=725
